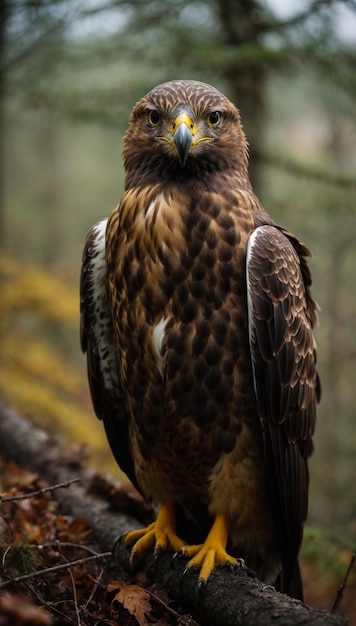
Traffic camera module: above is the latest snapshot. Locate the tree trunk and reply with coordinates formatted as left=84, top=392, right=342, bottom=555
left=217, top=0, right=267, bottom=192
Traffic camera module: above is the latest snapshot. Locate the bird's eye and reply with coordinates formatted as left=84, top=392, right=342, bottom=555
left=207, top=111, right=221, bottom=127
left=148, top=110, right=161, bottom=126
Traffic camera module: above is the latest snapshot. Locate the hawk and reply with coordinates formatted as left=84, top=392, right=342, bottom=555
left=80, top=80, right=320, bottom=599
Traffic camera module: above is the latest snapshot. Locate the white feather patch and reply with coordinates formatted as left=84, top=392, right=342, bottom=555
left=90, top=219, right=108, bottom=312
left=246, top=227, right=264, bottom=369
left=89, top=218, right=120, bottom=391
left=145, top=199, right=156, bottom=218
left=152, top=318, right=168, bottom=375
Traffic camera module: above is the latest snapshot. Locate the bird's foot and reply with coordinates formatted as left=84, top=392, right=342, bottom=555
left=179, top=513, right=244, bottom=587
left=122, top=501, right=186, bottom=566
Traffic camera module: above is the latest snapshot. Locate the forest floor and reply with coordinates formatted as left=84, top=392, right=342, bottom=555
left=0, top=455, right=194, bottom=626
left=0, top=450, right=355, bottom=625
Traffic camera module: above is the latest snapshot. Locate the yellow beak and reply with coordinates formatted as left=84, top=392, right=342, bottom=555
left=155, top=112, right=213, bottom=166
left=171, top=113, right=197, bottom=166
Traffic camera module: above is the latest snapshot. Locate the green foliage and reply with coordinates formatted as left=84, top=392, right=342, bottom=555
left=302, top=527, right=355, bottom=576
left=302, top=528, right=325, bottom=562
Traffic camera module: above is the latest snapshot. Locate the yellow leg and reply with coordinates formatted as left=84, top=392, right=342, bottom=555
left=123, top=501, right=186, bottom=565
left=181, top=513, right=244, bottom=585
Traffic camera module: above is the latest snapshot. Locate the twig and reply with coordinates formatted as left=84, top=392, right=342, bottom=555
left=25, top=581, right=78, bottom=625
left=145, top=588, right=201, bottom=626
left=67, top=562, right=81, bottom=626
left=36, top=542, right=101, bottom=556
left=332, top=552, right=356, bottom=612
left=0, top=478, right=80, bottom=502
left=84, top=568, right=105, bottom=609
left=47, top=599, right=82, bottom=624
left=0, top=551, right=112, bottom=589
left=57, top=550, right=82, bottom=626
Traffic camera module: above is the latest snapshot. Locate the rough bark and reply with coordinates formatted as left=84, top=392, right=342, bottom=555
left=0, top=403, right=348, bottom=626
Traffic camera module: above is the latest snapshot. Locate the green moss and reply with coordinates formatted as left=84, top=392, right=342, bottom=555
left=0, top=542, right=38, bottom=577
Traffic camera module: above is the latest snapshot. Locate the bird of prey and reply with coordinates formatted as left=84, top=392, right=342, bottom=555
left=80, top=80, right=320, bottom=599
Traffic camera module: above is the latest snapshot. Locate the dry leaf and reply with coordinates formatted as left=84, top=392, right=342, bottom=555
left=68, top=517, right=88, bottom=534
left=112, top=583, right=152, bottom=626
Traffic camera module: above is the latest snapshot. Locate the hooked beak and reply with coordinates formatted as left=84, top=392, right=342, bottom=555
left=171, top=112, right=197, bottom=166
left=173, top=121, right=193, bottom=166
left=156, top=111, right=213, bottom=166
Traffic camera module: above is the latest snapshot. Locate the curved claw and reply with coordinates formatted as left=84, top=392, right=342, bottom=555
left=153, top=545, right=163, bottom=566
left=182, top=565, right=192, bottom=578
left=197, top=577, right=207, bottom=593
left=180, top=564, right=193, bottom=592
left=180, top=563, right=208, bottom=596
left=171, top=550, right=182, bottom=569
left=129, top=546, right=141, bottom=567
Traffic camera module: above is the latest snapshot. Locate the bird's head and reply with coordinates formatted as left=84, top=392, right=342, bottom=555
left=123, top=80, right=250, bottom=188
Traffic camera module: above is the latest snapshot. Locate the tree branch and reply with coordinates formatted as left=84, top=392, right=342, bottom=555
left=255, top=148, right=356, bottom=189
left=0, top=403, right=348, bottom=626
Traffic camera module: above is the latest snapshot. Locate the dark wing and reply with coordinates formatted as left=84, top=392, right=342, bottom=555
left=246, top=224, right=320, bottom=598
left=80, top=219, right=139, bottom=491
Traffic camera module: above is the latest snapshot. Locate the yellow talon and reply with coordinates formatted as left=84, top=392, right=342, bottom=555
left=123, top=502, right=186, bottom=565
left=180, top=513, right=244, bottom=584
left=123, top=522, right=156, bottom=545
left=123, top=507, right=244, bottom=584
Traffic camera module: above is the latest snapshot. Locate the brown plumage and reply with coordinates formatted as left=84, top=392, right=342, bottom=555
left=80, top=80, right=320, bottom=599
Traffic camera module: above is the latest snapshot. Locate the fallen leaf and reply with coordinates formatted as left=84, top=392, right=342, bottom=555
left=112, top=583, right=152, bottom=626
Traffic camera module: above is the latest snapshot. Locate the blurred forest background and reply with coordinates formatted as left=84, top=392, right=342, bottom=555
left=1, top=0, right=356, bottom=614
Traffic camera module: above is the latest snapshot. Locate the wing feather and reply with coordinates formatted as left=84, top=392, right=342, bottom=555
left=246, top=224, right=320, bottom=595
left=80, top=219, right=138, bottom=490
